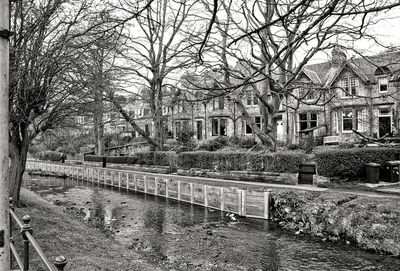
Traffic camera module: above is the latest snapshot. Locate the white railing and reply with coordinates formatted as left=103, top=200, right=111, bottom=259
left=26, top=161, right=272, bottom=220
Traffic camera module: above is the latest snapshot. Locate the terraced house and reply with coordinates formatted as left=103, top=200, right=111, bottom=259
left=288, top=48, right=400, bottom=145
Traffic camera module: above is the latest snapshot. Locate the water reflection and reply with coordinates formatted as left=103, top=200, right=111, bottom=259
left=24, top=174, right=400, bottom=271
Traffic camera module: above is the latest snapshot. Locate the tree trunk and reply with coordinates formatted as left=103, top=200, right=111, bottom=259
left=9, top=138, right=29, bottom=205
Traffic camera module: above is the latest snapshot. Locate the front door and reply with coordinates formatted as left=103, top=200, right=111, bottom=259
left=379, top=116, right=391, bottom=137
left=196, top=121, right=203, bottom=140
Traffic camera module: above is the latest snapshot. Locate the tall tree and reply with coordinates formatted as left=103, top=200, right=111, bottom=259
left=8, top=0, right=99, bottom=203
left=108, top=0, right=199, bottom=149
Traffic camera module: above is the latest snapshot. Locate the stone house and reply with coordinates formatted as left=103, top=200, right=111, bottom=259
left=286, top=48, right=400, bottom=145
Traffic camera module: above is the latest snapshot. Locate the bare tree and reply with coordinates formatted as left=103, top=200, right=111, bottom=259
left=8, top=0, right=100, bottom=203
left=108, top=0, right=200, bottom=149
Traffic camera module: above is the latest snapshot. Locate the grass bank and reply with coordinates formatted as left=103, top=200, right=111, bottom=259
left=271, top=190, right=400, bottom=256
left=12, top=188, right=157, bottom=271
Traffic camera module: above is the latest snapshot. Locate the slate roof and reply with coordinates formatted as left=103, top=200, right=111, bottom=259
left=302, top=50, right=400, bottom=86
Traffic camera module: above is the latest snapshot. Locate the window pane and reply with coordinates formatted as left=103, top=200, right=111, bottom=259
left=343, top=110, right=353, bottom=131
left=246, top=93, right=252, bottom=106
left=212, top=119, right=219, bottom=136
left=300, top=122, right=308, bottom=131
left=253, top=94, right=258, bottom=105
left=255, top=116, right=262, bottom=127
left=356, top=110, right=363, bottom=131
left=246, top=124, right=252, bottom=134
left=220, top=119, right=227, bottom=136
left=299, top=113, right=307, bottom=121
left=310, top=120, right=317, bottom=128
left=219, top=96, right=224, bottom=109
left=310, top=113, right=317, bottom=121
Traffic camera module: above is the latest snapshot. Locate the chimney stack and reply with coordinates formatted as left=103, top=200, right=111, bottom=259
left=331, top=46, right=347, bottom=66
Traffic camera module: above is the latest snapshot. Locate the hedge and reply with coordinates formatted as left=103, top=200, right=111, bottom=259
left=36, top=151, right=64, bottom=162
left=314, top=147, right=400, bottom=178
left=177, top=151, right=305, bottom=173
left=84, top=152, right=177, bottom=168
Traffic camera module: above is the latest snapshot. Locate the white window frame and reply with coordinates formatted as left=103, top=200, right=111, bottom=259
left=340, top=77, right=359, bottom=98
left=244, top=91, right=258, bottom=107
left=245, top=116, right=263, bottom=135
left=356, top=109, right=364, bottom=132
left=342, top=110, right=353, bottom=133
left=212, top=118, right=227, bottom=136
left=378, top=77, right=389, bottom=93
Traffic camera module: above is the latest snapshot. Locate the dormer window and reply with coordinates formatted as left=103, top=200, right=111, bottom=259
left=340, top=77, right=358, bottom=97
left=299, top=87, right=314, bottom=101
left=378, top=77, right=388, bottom=93
left=245, top=91, right=258, bottom=106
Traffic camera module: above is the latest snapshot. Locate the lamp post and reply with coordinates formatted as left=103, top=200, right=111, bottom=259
left=0, top=0, right=10, bottom=268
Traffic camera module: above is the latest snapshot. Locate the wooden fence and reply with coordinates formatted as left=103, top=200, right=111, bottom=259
left=26, top=161, right=271, bottom=220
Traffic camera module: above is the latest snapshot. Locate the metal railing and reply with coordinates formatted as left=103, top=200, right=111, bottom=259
left=9, top=198, right=67, bottom=271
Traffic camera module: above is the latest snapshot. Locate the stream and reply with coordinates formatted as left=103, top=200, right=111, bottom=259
left=24, top=174, right=400, bottom=271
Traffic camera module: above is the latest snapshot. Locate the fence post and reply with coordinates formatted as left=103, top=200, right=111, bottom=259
left=134, top=174, right=137, bottom=191
left=241, top=190, right=246, bottom=216
left=190, top=183, right=194, bottom=204
left=264, top=189, right=272, bottom=220
left=154, top=177, right=158, bottom=196
left=237, top=189, right=242, bottom=215
left=177, top=181, right=181, bottom=201
left=220, top=187, right=225, bottom=211
left=126, top=173, right=130, bottom=190
left=54, top=255, right=67, bottom=271
left=21, top=215, right=33, bottom=271
left=165, top=179, right=169, bottom=198
left=144, top=175, right=147, bottom=194
left=204, top=185, right=208, bottom=208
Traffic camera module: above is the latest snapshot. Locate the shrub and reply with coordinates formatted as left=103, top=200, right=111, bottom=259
left=198, top=137, right=228, bottom=151
left=177, top=151, right=304, bottom=173
left=36, top=151, right=64, bottom=162
left=238, top=137, right=257, bottom=149
left=135, top=151, right=178, bottom=168
left=315, top=147, right=400, bottom=178
left=175, top=130, right=196, bottom=152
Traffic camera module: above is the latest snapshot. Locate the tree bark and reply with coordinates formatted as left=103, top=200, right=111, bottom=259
left=9, top=134, right=29, bottom=205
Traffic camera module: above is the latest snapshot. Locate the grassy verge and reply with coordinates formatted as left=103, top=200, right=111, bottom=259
left=12, top=188, right=157, bottom=271
left=271, top=190, right=400, bottom=256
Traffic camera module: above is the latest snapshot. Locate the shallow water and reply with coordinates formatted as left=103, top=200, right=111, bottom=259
left=24, top=174, right=400, bottom=271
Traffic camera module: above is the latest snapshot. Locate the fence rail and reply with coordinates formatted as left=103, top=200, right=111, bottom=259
left=26, top=161, right=272, bottom=220
left=9, top=198, right=67, bottom=271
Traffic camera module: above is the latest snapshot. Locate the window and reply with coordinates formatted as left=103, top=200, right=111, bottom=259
left=245, top=91, right=258, bottom=106
left=245, top=116, right=263, bottom=134
left=219, top=96, right=225, bottom=109
left=299, top=87, right=314, bottom=100
left=340, top=77, right=358, bottom=97
left=145, top=124, right=150, bottom=135
left=378, top=77, right=388, bottom=93
left=332, top=111, right=339, bottom=133
left=342, top=110, right=353, bottom=131
left=356, top=110, right=364, bottom=131
left=298, top=113, right=317, bottom=131
left=175, top=121, right=181, bottom=136
left=212, top=118, right=227, bottom=136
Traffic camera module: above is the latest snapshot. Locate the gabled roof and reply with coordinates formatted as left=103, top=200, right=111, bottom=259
left=302, top=50, right=400, bottom=86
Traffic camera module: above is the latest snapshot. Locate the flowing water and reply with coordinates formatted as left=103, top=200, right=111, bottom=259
left=24, top=174, right=400, bottom=271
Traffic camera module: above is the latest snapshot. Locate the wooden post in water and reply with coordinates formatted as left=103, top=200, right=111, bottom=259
left=154, top=177, right=158, bottom=196
left=264, top=189, right=272, bottom=220
left=134, top=174, right=137, bottom=191
left=237, top=190, right=242, bottom=215
left=190, top=183, right=194, bottom=204
left=118, top=172, right=121, bottom=188
left=204, top=185, right=208, bottom=208
left=177, top=181, right=181, bottom=201
left=220, top=187, right=225, bottom=211
left=144, top=175, right=147, bottom=194
left=241, top=190, right=246, bottom=216
left=165, top=179, right=169, bottom=198
left=126, top=173, right=130, bottom=190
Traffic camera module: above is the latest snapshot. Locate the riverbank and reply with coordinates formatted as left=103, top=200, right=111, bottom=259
left=271, top=190, right=400, bottom=257
left=14, top=188, right=158, bottom=271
